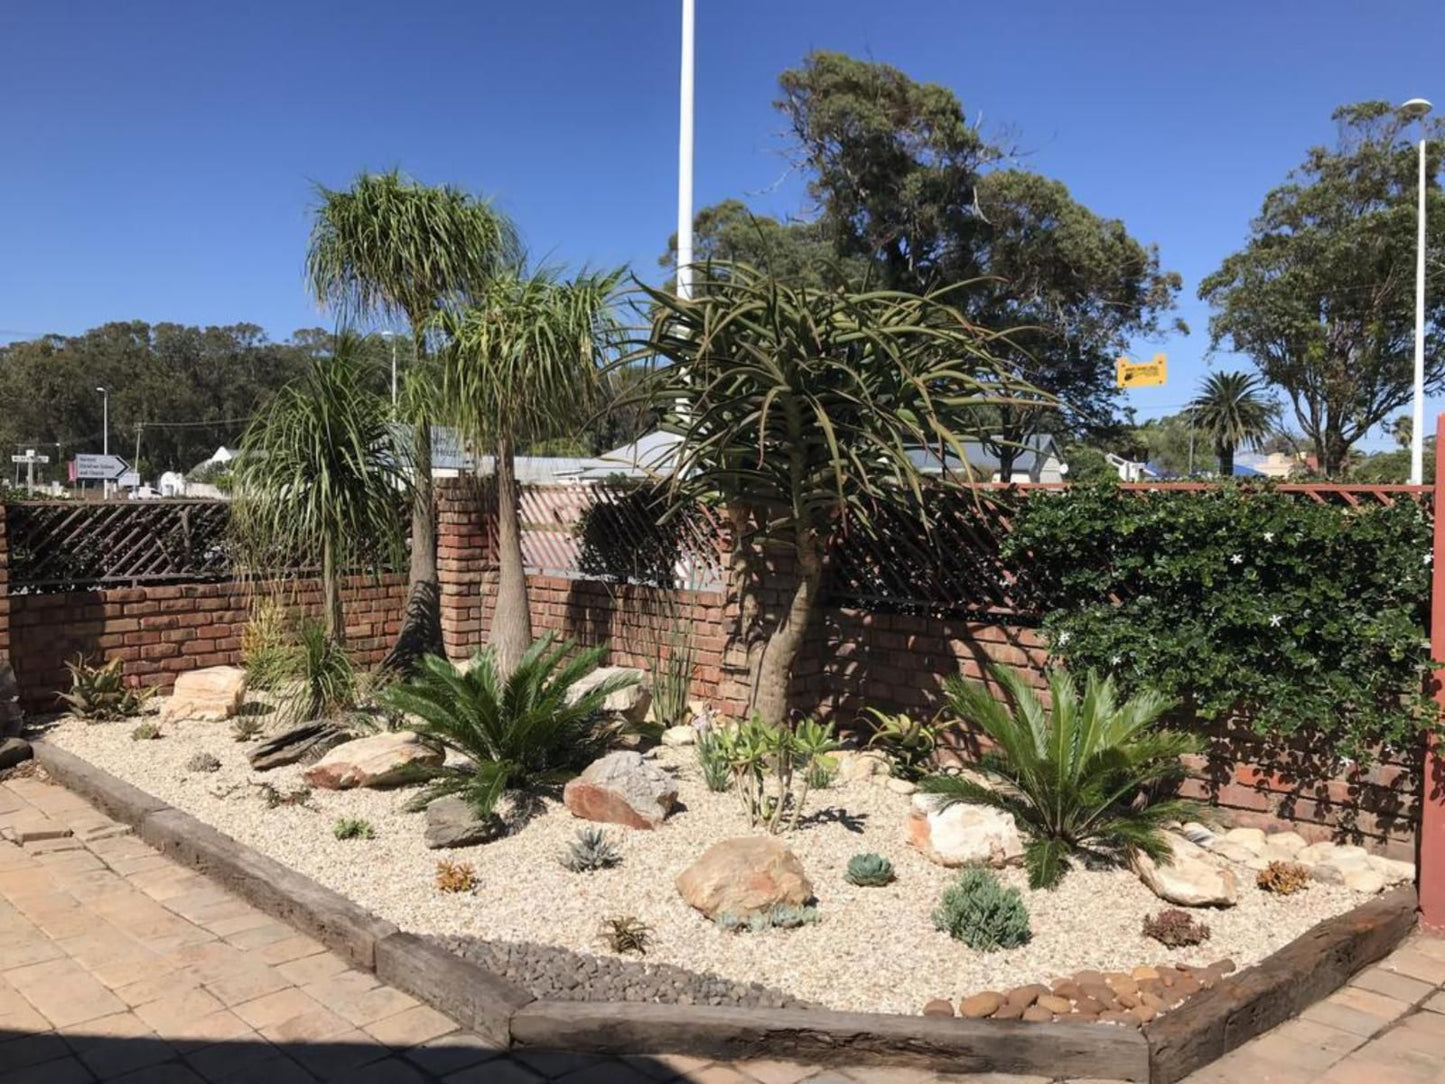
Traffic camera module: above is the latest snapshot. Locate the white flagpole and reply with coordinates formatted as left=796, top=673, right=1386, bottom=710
left=676, top=0, right=695, bottom=301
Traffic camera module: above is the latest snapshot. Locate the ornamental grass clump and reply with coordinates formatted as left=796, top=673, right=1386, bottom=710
left=932, top=869, right=1031, bottom=951
left=919, top=666, right=1200, bottom=890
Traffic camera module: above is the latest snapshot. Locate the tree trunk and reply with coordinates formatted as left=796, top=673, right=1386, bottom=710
left=1217, top=442, right=1235, bottom=479
left=752, top=531, right=822, bottom=726
left=321, top=533, right=345, bottom=646
left=490, top=434, right=532, bottom=677
left=382, top=331, right=443, bottom=674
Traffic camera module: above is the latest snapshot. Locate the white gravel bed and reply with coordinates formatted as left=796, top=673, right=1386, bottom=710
left=45, top=711, right=1370, bottom=1015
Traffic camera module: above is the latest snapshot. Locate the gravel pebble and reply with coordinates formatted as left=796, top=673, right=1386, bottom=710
left=47, top=710, right=1369, bottom=1015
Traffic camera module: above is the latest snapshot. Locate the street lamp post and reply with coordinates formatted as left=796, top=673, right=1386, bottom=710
left=1403, top=98, right=1433, bottom=485
left=96, top=386, right=110, bottom=498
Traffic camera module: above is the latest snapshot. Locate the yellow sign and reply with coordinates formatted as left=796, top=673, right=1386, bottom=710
left=1116, top=353, right=1167, bottom=389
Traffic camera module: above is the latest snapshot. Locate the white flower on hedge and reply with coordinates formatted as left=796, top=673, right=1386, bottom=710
left=1230, top=553, right=1243, bottom=565
left=1263, top=531, right=1275, bottom=542
left=1110, top=655, right=1122, bottom=666
left=1269, top=614, right=1282, bottom=627
left=1425, top=552, right=1434, bottom=566
left=1056, top=631, right=1072, bottom=645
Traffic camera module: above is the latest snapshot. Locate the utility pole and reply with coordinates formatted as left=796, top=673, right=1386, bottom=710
left=676, top=0, right=695, bottom=301
left=134, top=423, right=143, bottom=487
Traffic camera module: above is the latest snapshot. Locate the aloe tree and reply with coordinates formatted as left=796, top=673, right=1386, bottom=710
left=438, top=267, right=624, bottom=675
left=232, top=340, right=406, bottom=644
left=919, top=667, right=1200, bottom=889
left=1186, top=370, right=1278, bottom=477
left=636, top=265, right=1050, bottom=724
left=306, top=171, right=519, bottom=669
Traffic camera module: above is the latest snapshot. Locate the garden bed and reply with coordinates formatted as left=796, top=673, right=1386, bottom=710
left=43, top=709, right=1380, bottom=1017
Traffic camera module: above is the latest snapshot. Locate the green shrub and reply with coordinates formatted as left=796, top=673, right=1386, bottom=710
left=60, top=656, right=153, bottom=721
left=932, top=869, right=1031, bottom=950
left=278, top=620, right=357, bottom=725
left=560, top=827, right=622, bottom=873
left=708, top=714, right=839, bottom=833
left=919, top=666, right=1199, bottom=889
left=332, top=817, right=375, bottom=840
left=1003, top=485, right=1433, bottom=758
left=379, top=634, right=634, bottom=820
left=845, top=853, right=895, bottom=887
left=694, top=723, right=732, bottom=792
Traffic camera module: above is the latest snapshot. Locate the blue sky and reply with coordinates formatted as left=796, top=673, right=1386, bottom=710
left=2, top=0, right=1442, bottom=448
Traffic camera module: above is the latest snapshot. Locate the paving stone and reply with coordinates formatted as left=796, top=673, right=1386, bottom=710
left=442, top=1059, right=543, bottom=1083
left=365, top=1004, right=459, bottom=1048
left=284, top=1028, right=391, bottom=1078
left=1381, top=947, right=1445, bottom=985
left=0, top=1054, right=94, bottom=1084
left=402, top=1030, right=502, bottom=1076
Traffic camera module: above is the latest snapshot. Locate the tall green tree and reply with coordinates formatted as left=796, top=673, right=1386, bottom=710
left=438, top=267, right=624, bottom=676
left=232, top=339, right=406, bottom=644
left=1200, top=102, right=1445, bottom=478
left=1186, top=371, right=1278, bottom=477
left=637, top=265, right=1049, bottom=725
left=659, top=199, right=861, bottom=290
left=307, top=171, right=520, bottom=671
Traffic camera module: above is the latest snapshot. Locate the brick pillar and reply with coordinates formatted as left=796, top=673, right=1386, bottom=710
left=436, top=478, right=495, bottom=662
left=1421, top=412, right=1445, bottom=930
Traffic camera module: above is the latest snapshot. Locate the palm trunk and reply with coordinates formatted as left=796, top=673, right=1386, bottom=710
left=1217, top=442, right=1235, bottom=479
left=753, top=530, right=822, bottom=726
left=382, top=333, right=443, bottom=674
left=322, top=533, right=345, bottom=646
left=490, top=433, right=532, bottom=677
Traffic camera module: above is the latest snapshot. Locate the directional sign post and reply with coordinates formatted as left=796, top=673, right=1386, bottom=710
left=1116, top=353, right=1168, bottom=389
left=72, top=453, right=130, bottom=481
left=11, top=448, right=51, bottom=496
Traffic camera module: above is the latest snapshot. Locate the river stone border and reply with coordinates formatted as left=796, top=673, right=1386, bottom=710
left=30, top=739, right=1417, bottom=1080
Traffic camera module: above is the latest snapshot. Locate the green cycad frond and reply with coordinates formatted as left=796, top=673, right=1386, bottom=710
left=923, top=665, right=1198, bottom=889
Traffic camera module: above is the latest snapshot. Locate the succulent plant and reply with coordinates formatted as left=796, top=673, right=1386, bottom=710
left=1141, top=908, right=1211, bottom=947
left=715, top=904, right=820, bottom=933
left=845, top=853, right=895, bottom=887
left=1256, top=860, right=1311, bottom=896
left=231, top=718, right=264, bottom=742
left=185, top=752, right=221, bottom=773
left=60, top=655, right=154, bottom=721
left=333, top=817, right=375, bottom=841
left=435, top=860, right=477, bottom=893
left=932, top=869, right=1031, bottom=951
left=599, top=915, right=652, bottom=955
left=130, top=721, right=161, bottom=741
left=559, top=827, right=622, bottom=873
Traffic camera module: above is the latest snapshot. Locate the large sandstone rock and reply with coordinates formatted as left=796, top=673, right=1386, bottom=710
left=160, top=666, right=247, bottom=724
left=1135, top=834, right=1238, bottom=908
left=424, top=796, right=497, bottom=849
left=565, top=667, right=650, bottom=724
left=303, top=730, right=442, bottom=789
left=905, top=795, right=1024, bottom=868
left=676, top=837, right=813, bottom=919
left=563, top=751, right=678, bottom=830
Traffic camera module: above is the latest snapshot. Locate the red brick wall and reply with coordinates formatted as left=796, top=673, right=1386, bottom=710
left=7, top=574, right=406, bottom=710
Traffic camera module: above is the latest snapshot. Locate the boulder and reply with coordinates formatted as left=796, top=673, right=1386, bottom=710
left=835, top=751, right=891, bottom=782
left=0, top=660, right=21, bottom=739
left=1209, top=841, right=1260, bottom=866
left=905, top=795, right=1023, bottom=868
left=0, top=737, right=32, bottom=771
left=1265, top=831, right=1309, bottom=855
left=159, top=666, right=247, bottom=724
left=1220, top=827, right=1267, bottom=853
left=303, top=730, right=442, bottom=789
left=424, top=796, right=497, bottom=849
left=676, top=837, right=813, bottom=919
left=885, top=777, right=917, bottom=795
left=1134, top=834, right=1238, bottom=908
left=959, top=991, right=1004, bottom=1019
left=1366, top=855, right=1416, bottom=886
left=660, top=725, right=697, bottom=748
left=1343, top=868, right=1387, bottom=894
left=565, top=667, right=650, bottom=724
left=248, top=721, right=348, bottom=770
left=563, top=751, right=678, bottom=830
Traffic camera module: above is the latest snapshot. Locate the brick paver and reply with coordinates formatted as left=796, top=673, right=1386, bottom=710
left=0, top=769, right=1442, bottom=1082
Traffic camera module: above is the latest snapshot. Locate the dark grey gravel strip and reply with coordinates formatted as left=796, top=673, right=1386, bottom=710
left=433, top=934, right=815, bottom=1010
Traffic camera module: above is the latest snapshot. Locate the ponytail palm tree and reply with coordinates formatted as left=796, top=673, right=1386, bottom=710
left=307, top=171, right=520, bottom=670
left=1186, top=370, right=1278, bottom=477
left=438, top=266, right=625, bottom=675
left=919, top=667, right=1200, bottom=889
left=232, top=340, right=406, bottom=644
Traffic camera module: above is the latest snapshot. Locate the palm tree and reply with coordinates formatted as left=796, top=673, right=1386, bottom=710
left=306, top=171, right=520, bottom=670
left=232, top=339, right=406, bottom=645
left=1186, top=371, right=1278, bottom=478
left=438, top=267, right=624, bottom=675
left=636, top=265, right=1051, bottom=725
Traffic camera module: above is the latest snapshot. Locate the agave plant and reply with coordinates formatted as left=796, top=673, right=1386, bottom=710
left=919, top=667, right=1200, bottom=890
left=59, top=656, right=152, bottom=721
left=379, top=634, right=636, bottom=820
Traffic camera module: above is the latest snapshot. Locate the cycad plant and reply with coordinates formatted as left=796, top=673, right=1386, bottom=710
left=379, top=634, right=636, bottom=819
left=919, top=667, right=1199, bottom=890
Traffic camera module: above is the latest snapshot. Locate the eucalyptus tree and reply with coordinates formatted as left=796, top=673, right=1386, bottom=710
left=306, top=170, right=519, bottom=669
left=636, top=265, right=1050, bottom=725
left=1186, top=371, right=1278, bottom=477
left=438, top=267, right=625, bottom=675
left=232, top=339, right=406, bottom=644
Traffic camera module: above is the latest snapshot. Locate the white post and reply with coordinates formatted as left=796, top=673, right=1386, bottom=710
left=99, top=387, right=110, bottom=499
left=1413, top=133, right=1429, bottom=485
left=676, top=0, right=695, bottom=301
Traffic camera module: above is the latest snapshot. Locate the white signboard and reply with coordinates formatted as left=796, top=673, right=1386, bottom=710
left=73, top=454, right=129, bottom=480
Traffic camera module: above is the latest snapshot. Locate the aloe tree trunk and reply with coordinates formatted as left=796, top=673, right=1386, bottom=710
left=490, top=433, right=532, bottom=677
left=753, top=533, right=821, bottom=726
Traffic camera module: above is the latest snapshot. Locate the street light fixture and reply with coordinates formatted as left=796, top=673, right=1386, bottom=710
left=1402, top=98, right=1433, bottom=484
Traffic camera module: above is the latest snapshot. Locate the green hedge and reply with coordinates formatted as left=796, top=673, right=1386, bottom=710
left=1002, top=485, right=1433, bottom=759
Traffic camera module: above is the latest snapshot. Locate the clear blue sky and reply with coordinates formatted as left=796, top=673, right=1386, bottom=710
left=3, top=0, right=1442, bottom=448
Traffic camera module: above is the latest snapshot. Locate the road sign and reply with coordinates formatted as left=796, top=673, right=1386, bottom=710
left=1116, top=353, right=1167, bottom=389
left=11, top=452, right=49, bottom=464
left=72, top=453, right=130, bottom=480
left=117, top=471, right=140, bottom=488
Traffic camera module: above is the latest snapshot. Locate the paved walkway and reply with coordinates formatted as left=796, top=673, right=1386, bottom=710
left=0, top=769, right=1442, bottom=1084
